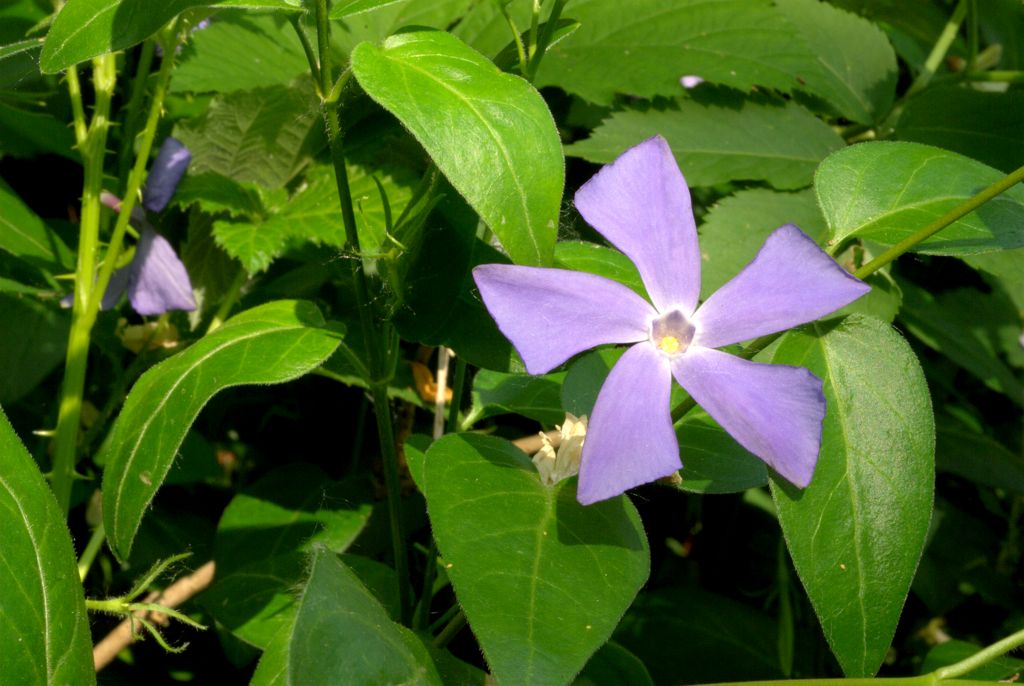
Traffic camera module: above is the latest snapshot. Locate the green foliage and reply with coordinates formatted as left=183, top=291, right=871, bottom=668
left=770, top=316, right=934, bottom=676
left=101, top=301, right=343, bottom=560
left=0, top=408, right=95, bottom=685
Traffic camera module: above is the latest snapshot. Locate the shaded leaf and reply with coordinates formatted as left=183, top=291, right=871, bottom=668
left=465, top=369, right=566, bottom=427
left=422, top=433, right=649, bottom=686
left=568, top=98, right=843, bottom=191
left=770, top=315, right=934, bottom=676
left=101, top=300, right=343, bottom=560
left=0, top=407, right=95, bottom=685
left=554, top=241, right=647, bottom=299
left=922, top=640, right=1024, bottom=680
left=0, top=178, right=73, bottom=272
left=936, top=419, right=1024, bottom=495
left=676, top=410, right=768, bottom=494
left=0, top=295, right=70, bottom=405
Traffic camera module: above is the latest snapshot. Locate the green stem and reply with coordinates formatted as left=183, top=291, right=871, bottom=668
left=205, top=267, right=247, bottom=334
left=965, top=70, right=1024, bottom=82
left=854, top=162, right=1024, bottom=280
left=77, top=522, right=106, bottom=581
left=117, top=39, right=156, bottom=186
left=499, top=3, right=528, bottom=76
left=85, top=597, right=130, bottom=614
left=526, top=0, right=542, bottom=63
left=908, top=0, right=968, bottom=97
left=315, top=0, right=332, bottom=97
left=51, top=53, right=117, bottom=514
left=934, top=626, right=1024, bottom=680
left=432, top=610, right=467, bottom=649
left=65, top=65, right=88, bottom=147
left=446, top=357, right=467, bottom=434
left=526, top=0, right=569, bottom=80
left=289, top=14, right=321, bottom=96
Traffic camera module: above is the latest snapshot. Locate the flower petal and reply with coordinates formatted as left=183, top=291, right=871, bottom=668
left=101, top=266, right=131, bottom=310
left=128, top=228, right=196, bottom=315
left=473, top=264, right=655, bottom=374
left=692, top=224, right=869, bottom=348
left=577, top=342, right=680, bottom=505
left=672, top=346, right=825, bottom=487
left=143, top=137, right=191, bottom=213
left=574, top=135, right=701, bottom=315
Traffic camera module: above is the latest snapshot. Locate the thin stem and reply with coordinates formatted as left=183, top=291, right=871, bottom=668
left=854, top=162, right=1024, bottom=280
left=77, top=522, right=106, bottom=581
left=51, top=53, right=117, bottom=514
left=967, top=0, right=978, bottom=73
left=432, top=348, right=451, bottom=438
left=526, top=0, right=569, bottom=80
left=315, top=0, right=332, bottom=96
left=499, top=3, right=528, bottom=76
left=432, top=610, right=467, bottom=649
left=205, top=267, right=247, bottom=334
left=117, top=39, right=156, bottom=186
left=934, top=626, right=1024, bottom=680
left=289, top=15, right=321, bottom=96
left=527, top=0, right=542, bottom=63
left=965, top=70, right=1024, bottom=82
left=65, top=65, right=88, bottom=147
left=908, top=0, right=968, bottom=97
left=446, top=356, right=467, bottom=434
left=371, top=381, right=411, bottom=624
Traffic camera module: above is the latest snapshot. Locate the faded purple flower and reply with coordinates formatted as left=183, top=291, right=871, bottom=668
left=143, top=137, right=191, bottom=212
left=473, top=136, right=870, bottom=505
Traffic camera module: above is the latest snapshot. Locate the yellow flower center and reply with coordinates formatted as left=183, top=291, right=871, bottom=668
left=658, top=336, right=681, bottom=354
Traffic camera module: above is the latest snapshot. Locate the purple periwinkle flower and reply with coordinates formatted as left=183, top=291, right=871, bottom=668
left=143, top=137, right=191, bottom=212
left=473, top=136, right=870, bottom=505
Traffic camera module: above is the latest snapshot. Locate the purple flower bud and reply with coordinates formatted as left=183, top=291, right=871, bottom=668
left=142, top=137, right=191, bottom=213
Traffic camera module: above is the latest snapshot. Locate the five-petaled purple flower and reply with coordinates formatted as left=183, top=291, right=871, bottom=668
left=65, top=138, right=196, bottom=316
left=473, top=136, right=870, bottom=505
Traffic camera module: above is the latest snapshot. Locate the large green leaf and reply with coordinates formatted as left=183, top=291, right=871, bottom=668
left=251, top=550, right=442, bottom=685
left=568, top=98, right=844, bottom=191
left=39, top=0, right=303, bottom=72
left=464, top=369, right=566, bottom=427
left=174, top=83, right=321, bottom=190
left=421, top=433, right=649, bottom=686
left=895, top=87, right=1024, bottom=174
left=101, top=300, right=343, bottom=560
left=676, top=410, right=768, bottom=494
left=774, top=0, right=897, bottom=124
left=172, top=13, right=309, bottom=94
left=0, top=407, right=94, bottom=685
left=0, top=178, right=73, bottom=273
left=351, top=30, right=563, bottom=266
left=329, top=0, right=404, bottom=19
left=770, top=315, right=934, bottom=676
left=815, top=141, right=1024, bottom=254
left=330, top=0, right=472, bottom=54
left=203, top=465, right=374, bottom=648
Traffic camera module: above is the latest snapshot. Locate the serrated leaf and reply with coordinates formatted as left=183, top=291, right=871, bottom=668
left=352, top=30, right=563, bottom=266
left=465, top=369, right=566, bottom=427
left=39, top=0, right=303, bottom=72
left=204, top=465, right=373, bottom=648
left=895, top=87, right=1024, bottom=174
left=568, top=98, right=843, bottom=191
left=699, top=188, right=827, bottom=297
left=774, top=0, right=897, bottom=124
left=0, top=407, right=95, bottom=685
left=535, top=0, right=826, bottom=105
left=173, top=172, right=266, bottom=217
left=174, top=84, right=321, bottom=190
left=172, top=13, right=308, bottom=94
left=815, top=141, right=1024, bottom=254
left=252, top=550, right=442, bottom=686
left=100, top=300, right=343, bottom=560
left=770, top=315, right=934, bottom=676
left=897, top=280, right=1024, bottom=403
left=422, top=433, right=649, bottom=686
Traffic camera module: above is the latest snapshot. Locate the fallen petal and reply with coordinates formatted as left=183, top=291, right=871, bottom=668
left=577, top=343, right=680, bottom=505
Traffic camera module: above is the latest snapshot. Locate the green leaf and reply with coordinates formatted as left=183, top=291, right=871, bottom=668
left=422, top=433, right=649, bottom=685
left=964, top=249, right=1024, bottom=313
left=615, top=587, right=784, bottom=685
left=815, top=141, right=1024, bottom=254
left=465, top=369, right=566, bottom=427
left=576, top=642, right=653, bottom=686
left=897, top=280, right=1024, bottom=403
left=895, top=87, right=1024, bottom=174
left=331, top=0, right=472, bottom=54
left=0, top=103, right=76, bottom=160
left=921, top=639, right=1024, bottom=681
left=535, top=0, right=830, bottom=105
left=774, top=0, right=897, bottom=124
left=329, top=0, right=404, bottom=19
left=0, top=407, right=94, bottom=685
left=173, top=172, right=267, bottom=218
left=0, top=295, right=70, bottom=405
left=568, top=98, right=844, bottom=191
left=769, top=315, right=934, bottom=676
left=174, top=83, right=321, bottom=190
left=253, top=549, right=442, bottom=686
left=554, top=241, right=647, bottom=298
left=39, top=0, right=303, bottom=72
left=172, top=13, right=309, bottom=94
left=936, top=419, right=1024, bottom=495
left=676, top=410, right=768, bottom=494
left=100, top=300, right=343, bottom=561
left=204, top=465, right=373, bottom=648
left=0, top=178, right=73, bottom=272
left=0, top=37, right=42, bottom=88
left=351, top=30, right=563, bottom=266
left=698, top=188, right=827, bottom=298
